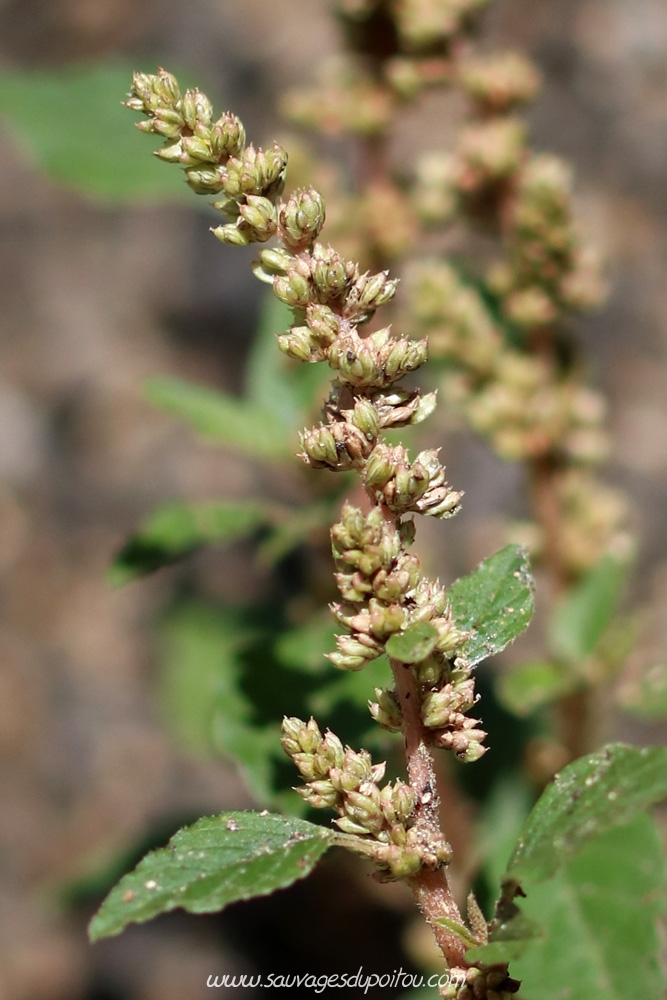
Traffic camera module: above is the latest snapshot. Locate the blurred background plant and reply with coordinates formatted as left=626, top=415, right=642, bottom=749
left=1, top=1, right=667, bottom=999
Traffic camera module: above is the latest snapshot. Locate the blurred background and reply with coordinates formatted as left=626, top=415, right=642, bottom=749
left=1, top=0, right=667, bottom=997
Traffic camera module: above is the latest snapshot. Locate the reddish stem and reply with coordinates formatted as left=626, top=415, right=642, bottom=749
left=391, top=655, right=469, bottom=968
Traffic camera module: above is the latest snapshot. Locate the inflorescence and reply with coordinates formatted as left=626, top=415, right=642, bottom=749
left=126, top=67, right=487, bottom=875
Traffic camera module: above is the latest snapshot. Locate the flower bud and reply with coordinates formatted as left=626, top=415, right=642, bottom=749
left=155, top=140, right=184, bottom=163
left=277, top=327, right=322, bottom=363
left=222, top=143, right=287, bottom=199
left=345, top=270, right=399, bottom=321
left=291, top=752, right=326, bottom=782
left=335, top=815, right=370, bottom=836
left=305, top=303, right=340, bottom=345
left=336, top=632, right=382, bottom=657
left=185, top=166, right=225, bottom=194
left=422, top=688, right=454, bottom=729
left=319, top=731, right=345, bottom=769
left=152, top=115, right=183, bottom=140
left=380, top=781, right=416, bottom=825
left=180, top=134, right=214, bottom=163
left=369, top=600, right=405, bottom=637
left=182, top=88, right=213, bottom=130
left=257, top=143, right=289, bottom=198
left=364, top=444, right=395, bottom=489
left=211, top=222, right=252, bottom=247
left=210, top=113, right=246, bottom=160
left=436, top=727, right=488, bottom=762
left=158, top=68, right=181, bottom=104
left=273, top=270, right=312, bottom=307
left=344, top=788, right=384, bottom=834
left=259, top=247, right=291, bottom=275
left=281, top=715, right=322, bottom=757
left=298, top=780, right=341, bottom=809
left=299, top=425, right=340, bottom=467
left=310, top=246, right=354, bottom=301
left=362, top=270, right=398, bottom=309
left=327, top=644, right=378, bottom=671
left=347, top=398, right=378, bottom=442
left=413, top=654, right=445, bottom=687
left=329, top=749, right=373, bottom=792
left=239, top=195, right=277, bottom=240
left=369, top=687, right=402, bottom=732
left=459, top=51, right=541, bottom=112
left=279, top=187, right=326, bottom=250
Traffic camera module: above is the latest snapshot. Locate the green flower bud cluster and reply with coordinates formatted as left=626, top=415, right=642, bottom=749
left=368, top=686, right=403, bottom=731
left=281, top=58, right=394, bottom=137
left=422, top=675, right=487, bottom=763
left=371, top=387, right=438, bottom=429
left=299, top=405, right=376, bottom=472
left=455, top=118, right=527, bottom=193
left=363, top=443, right=463, bottom=518
left=327, top=328, right=427, bottom=388
left=460, top=359, right=609, bottom=464
left=408, top=261, right=609, bottom=465
left=409, top=46, right=605, bottom=329
left=327, top=504, right=419, bottom=668
left=331, top=503, right=419, bottom=604
left=125, top=69, right=286, bottom=242
left=489, top=154, right=607, bottom=319
left=393, top=0, right=492, bottom=49
left=544, top=469, right=633, bottom=577
left=128, top=75, right=489, bottom=899
left=288, top=0, right=495, bottom=143
left=280, top=716, right=423, bottom=874
left=327, top=502, right=484, bottom=761
left=126, top=75, right=436, bottom=502
left=329, top=505, right=465, bottom=644
left=458, top=51, right=541, bottom=113
left=410, top=578, right=467, bottom=653
left=277, top=187, right=326, bottom=250
left=269, top=246, right=398, bottom=321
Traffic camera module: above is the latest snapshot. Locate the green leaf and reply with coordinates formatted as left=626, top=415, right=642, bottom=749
left=448, top=545, right=535, bottom=667
left=549, top=555, right=629, bottom=663
left=158, top=604, right=279, bottom=802
left=497, top=660, right=576, bottom=717
left=471, top=744, right=667, bottom=969
left=434, top=915, right=476, bottom=948
left=258, top=499, right=336, bottom=566
left=0, top=64, right=192, bottom=202
left=146, top=376, right=291, bottom=459
left=511, top=815, right=665, bottom=1000
left=467, top=911, right=544, bottom=966
left=477, top=776, right=532, bottom=891
left=619, top=663, right=667, bottom=720
left=507, top=743, right=667, bottom=886
left=275, top=611, right=339, bottom=674
left=309, top=655, right=391, bottom=715
left=88, top=811, right=334, bottom=941
left=109, top=500, right=271, bottom=585
left=386, top=622, right=439, bottom=663
left=245, top=294, right=305, bottom=430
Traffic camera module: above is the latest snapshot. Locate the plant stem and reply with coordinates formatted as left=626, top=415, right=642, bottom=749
left=391, top=655, right=468, bottom=968
left=529, top=453, right=569, bottom=591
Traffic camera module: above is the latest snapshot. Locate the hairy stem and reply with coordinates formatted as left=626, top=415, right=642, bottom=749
left=391, top=655, right=468, bottom=968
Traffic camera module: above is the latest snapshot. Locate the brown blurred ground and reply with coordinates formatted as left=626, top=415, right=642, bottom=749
left=1, top=1, right=666, bottom=998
